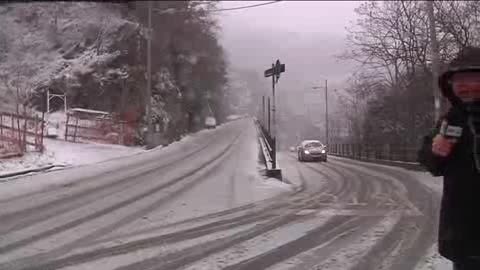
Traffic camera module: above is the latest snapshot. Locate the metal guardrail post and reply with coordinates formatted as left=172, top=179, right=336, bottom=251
left=272, top=137, right=276, bottom=169
left=267, top=97, right=271, bottom=134
left=389, top=144, right=393, bottom=161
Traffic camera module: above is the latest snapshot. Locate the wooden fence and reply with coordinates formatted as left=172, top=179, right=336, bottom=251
left=0, top=111, right=45, bottom=156
left=64, top=113, right=136, bottom=146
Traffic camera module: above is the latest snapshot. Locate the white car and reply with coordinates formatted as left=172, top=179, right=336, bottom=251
left=226, top=115, right=241, bottom=121
left=205, top=116, right=217, bottom=129
left=46, top=122, right=60, bottom=139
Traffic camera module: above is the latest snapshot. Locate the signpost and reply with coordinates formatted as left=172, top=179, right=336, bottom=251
left=263, top=59, right=286, bottom=170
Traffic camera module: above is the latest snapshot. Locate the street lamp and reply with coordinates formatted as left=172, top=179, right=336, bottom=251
left=312, top=79, right=329, bottom=146
left=146, top=0, right=153, bottom=149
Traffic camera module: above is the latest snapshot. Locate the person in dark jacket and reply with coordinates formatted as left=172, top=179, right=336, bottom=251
left=418, top=47, right=480, bottom=270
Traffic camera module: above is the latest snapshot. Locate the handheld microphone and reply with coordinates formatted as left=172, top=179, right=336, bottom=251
left=439, top=120, right=463, bottom=139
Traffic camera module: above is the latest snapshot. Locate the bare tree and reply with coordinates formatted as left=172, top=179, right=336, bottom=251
left=338, top=0, right=480, bottom=146
left=342, top=1, right=430, bottom=90
left=94, top=16, right=110, bottom=56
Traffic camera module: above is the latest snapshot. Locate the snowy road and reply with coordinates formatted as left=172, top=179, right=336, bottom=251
left=0, top=119, right=445, bottom=270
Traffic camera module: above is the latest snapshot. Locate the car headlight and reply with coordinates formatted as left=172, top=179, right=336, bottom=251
left=304, top=150, right=310, bottom=154
left=321, top=149, right=326, bottom=154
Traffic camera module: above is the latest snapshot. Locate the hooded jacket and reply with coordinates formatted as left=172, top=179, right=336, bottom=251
left=418, top=47, right=480, bottom=261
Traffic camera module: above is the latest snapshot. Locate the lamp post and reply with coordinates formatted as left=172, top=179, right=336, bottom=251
left=146, top=0, right=153, bottom=149
left=427, top=0, right=441, bottom=123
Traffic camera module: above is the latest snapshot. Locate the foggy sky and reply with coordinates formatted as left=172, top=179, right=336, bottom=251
left=217, top=1, right=360, bottom=115
left=218, top=1, right=358, bottom=35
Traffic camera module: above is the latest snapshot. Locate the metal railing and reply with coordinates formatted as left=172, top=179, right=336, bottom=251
left=329, top=143, right=420, bottom=163
left=254, top=118, right=276, bottom=169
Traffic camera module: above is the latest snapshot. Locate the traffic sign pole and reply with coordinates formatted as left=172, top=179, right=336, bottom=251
left=263, top=59, right=285, bottom=170
left=271, top=63, right=276, bottom=169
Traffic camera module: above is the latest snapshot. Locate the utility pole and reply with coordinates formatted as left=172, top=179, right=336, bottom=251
left=313, top=79, right=329, bottom=146
left=268, top=97, right=271, bottom=133
left=262, top=95, right=265, bottom=127
left=146, top=0, right=153, bottom=148
left=271, top=63, right=276, bottom=147
left=427, top=0, right=441, bottom=123
left=325, top=79, right=329, bottom=146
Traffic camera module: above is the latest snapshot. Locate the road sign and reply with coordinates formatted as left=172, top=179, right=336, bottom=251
left=264, top=68, right=275, bottom=77
left=273, top=60, right=285, bottom=82
left=275, top=64, right=285, bottom=74
left=265, top=60, right=285, bottom=78
left=274, top=60, right=285, bottom=74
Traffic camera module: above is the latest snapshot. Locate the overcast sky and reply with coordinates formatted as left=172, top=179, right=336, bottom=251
left=218, top=1, right=359, bottom=35
left=216, top=1, right=361, bottom=114
left=216, top=1, right=360, bottom=83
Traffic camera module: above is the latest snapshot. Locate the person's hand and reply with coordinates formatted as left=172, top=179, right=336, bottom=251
left=432, top=134, right=457, bottom=157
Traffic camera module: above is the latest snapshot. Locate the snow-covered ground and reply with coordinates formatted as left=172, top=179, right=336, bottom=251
left=0, top=120, right=456, bottom=270
left=0, top=119, right=291, bottom=201
left=0, top=109, right=146, bottom=177
left=0, top=119, right=299, bottom=269
left=329, top=156, right=444, bottom=196
left=0, top=138, right=146, bottom=177
left=407, top=170, right=443, bottom=196
left=328, top=156, right=450, bottom=270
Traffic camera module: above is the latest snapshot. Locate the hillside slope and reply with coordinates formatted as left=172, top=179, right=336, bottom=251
left=0, top=2, right=230, bottom=145
left=0, top=3, right=139, bottom=110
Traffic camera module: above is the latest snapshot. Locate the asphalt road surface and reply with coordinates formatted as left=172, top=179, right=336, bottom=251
left=0, top=118, right=442, bottom=270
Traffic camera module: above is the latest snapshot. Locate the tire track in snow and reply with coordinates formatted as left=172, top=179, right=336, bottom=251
left=305, top=214, right=402, bottom=270
left=0, top=129, right=244, bottom=270
left=202, top=157, right=392, bottom=270
left=82, top=157, right=313, bottom=253
left=200, top=155, right=426, bottom=270
left=108, top=158, right=385, bottom=270
left=0, top=124, right=438, bottom=270
left=220, top=216, right=377, bottom=270
left=34, top=160, right=342, bottom=269
left=328, top=157, right=439, bottom=270
left=6, top=211, right=275, bottom=270
left=0, top=125, right=228, bottom=233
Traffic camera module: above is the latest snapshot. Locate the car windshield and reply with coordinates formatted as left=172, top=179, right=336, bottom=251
left=305, top=142, right=323, bottom=148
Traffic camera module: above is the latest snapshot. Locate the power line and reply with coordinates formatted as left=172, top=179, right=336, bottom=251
left=153, top=1, right=282, bottom=14
left=210, top=1, right=282, bottom=12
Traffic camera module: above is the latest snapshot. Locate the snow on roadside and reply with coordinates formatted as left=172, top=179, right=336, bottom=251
left=406, top=170, right=443, bottom=196
left=0, top=151, right=55, bottom=175
left=414, top=243, right=452, bottom=270
left=0, top=138, right=145, bottom=178
left=0, top=120, right=236, bottom=201
left=1, top=108, right=146, bottom=177
left=329, top=156, right=444, bottom=196
left=255, top=177, right=294, bottom=193
left=43, top=138, right=145, bottom=167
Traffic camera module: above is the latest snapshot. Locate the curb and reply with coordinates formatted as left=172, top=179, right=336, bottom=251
left=329, top=154, right=425, bottom=171
left=0, top=152, right=22, bottom=159
left=0, top=164, right=67, bottom=180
